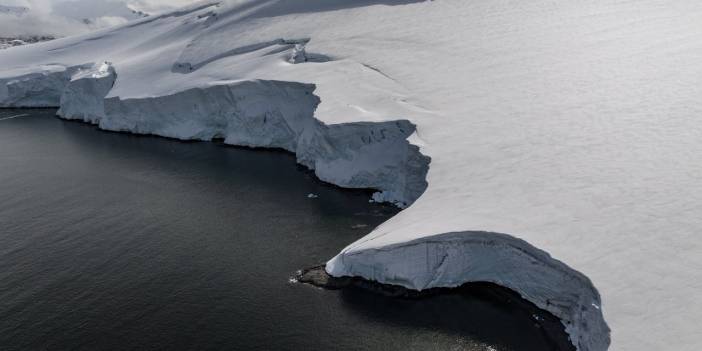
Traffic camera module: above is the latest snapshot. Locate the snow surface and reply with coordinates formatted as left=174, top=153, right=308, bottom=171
left=0, top=5, right=29, bottom=16
left=2, top=1, right=702, bottom=350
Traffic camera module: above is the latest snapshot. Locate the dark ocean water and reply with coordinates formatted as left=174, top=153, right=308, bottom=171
left=0, top=109, right=572, bottom=351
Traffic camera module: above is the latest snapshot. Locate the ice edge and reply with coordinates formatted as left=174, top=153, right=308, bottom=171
left=0, top=63, right=610, bottom=351
left=327, top=231, right=610, bottom=351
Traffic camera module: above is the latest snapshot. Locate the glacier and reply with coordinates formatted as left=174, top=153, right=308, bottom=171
left=2, top=1, right=702, bottom=350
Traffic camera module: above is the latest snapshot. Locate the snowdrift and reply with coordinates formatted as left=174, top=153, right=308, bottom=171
left=3, top=1, right=702, bottom=350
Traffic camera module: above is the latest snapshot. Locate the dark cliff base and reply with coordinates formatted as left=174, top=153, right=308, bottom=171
left=296, top=265, right=576, bottom=351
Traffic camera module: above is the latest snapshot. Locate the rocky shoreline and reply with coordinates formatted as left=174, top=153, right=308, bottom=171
left=296, top=265, right=576, bottom=351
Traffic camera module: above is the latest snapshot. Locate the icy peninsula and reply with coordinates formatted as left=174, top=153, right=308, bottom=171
left=2, top=1, right=701, bottom=350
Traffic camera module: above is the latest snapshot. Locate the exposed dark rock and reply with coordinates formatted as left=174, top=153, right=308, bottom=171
left=295, top=264, right=576, bottom=351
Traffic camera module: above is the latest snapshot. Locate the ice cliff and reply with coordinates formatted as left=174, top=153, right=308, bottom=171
left=10, top=61, right=428, bottom=208
left=3, top=1, right=702, bottom=350
left=327, top=232, right=608, bottom=351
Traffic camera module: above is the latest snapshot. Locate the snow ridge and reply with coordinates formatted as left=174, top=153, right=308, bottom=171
left=173, top=38, right=326, bottom=73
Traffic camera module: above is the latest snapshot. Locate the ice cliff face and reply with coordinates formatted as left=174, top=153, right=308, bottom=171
left=11, top=62, right=429, bottom=208
left=101, top=79, right=429, bottom=207
left=327, top=231, right=609, bottom=351
left=58, top=62, right=117, bottom=124
left=0, top=64, right=91, bottom=108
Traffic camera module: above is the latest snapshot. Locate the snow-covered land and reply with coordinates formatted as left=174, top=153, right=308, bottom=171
left=0, top=36, right=55, bottom=50
left=0, top=0, right=153, bottom=39
left=0, top=5, right=29, bottom=16
left=2, top=1, right=702, bottom=350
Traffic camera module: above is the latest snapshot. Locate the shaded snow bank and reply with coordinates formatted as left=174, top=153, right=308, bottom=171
left=327, top=231, right=609, bottom=351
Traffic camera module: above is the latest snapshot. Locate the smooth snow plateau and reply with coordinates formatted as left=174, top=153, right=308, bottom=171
left=2, top=1, right=702, bottom=350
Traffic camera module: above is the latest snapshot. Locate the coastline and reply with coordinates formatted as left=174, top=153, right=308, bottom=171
left=296, top=264, right=576, bottom=351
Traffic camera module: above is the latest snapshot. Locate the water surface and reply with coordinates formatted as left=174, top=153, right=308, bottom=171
left=0, top=109, right=571, bottom=350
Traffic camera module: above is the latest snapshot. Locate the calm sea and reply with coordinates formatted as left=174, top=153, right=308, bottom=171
left=0, top=109, right=571, bottom=350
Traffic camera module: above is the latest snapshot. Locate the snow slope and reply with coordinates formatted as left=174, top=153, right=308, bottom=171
left=0, top=5, right=29, bottom=16
left=0, top=0, right=152, bottom=38
left=2, top=1, right=702, bottom=350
